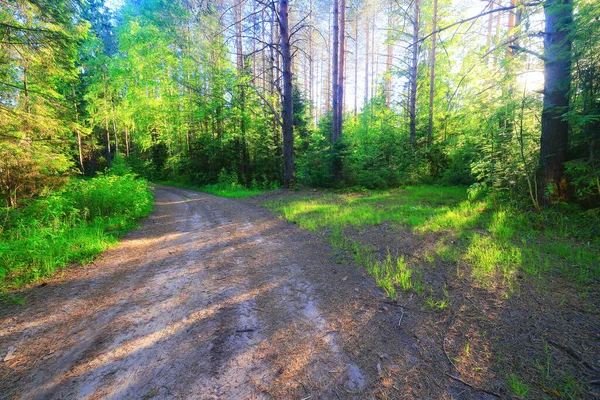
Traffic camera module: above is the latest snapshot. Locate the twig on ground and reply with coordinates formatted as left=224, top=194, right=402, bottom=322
left=443, top=338, right=459, bottom=371
left=235, top=328, right=255, bottom=333
left=547, top=339, right=581, bottom=361
left=398, top=309, right=405, bottom=327
left=445, top=373, right=501, bottom=398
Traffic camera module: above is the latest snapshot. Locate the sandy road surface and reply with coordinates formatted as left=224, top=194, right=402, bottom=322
left=0, top=186, right=495, bottom=399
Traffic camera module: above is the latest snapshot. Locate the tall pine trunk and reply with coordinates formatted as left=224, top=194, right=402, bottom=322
left=337, top=0, right=345, bottom=128
left=364, top=18, right=370, bottom=107
left=385, top=7, right=393, bottom=108
left=538, top=0, right=573, bottom=203
left=332, top=0, right=340, bottom=142
left=354, top=16, right=359, bottom=116
left=409, top=0, right=420, bottom=146
left=427, top=0, right=438, bottom=145
left=279, top=0, right=295, bottom=188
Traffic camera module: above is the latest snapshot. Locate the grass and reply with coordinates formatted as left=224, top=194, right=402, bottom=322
left=266, top=185, right=600, bottom=292
left=157, top=180, right=266, bottom=198
left=267, top=185, right=599, bottom=397
left=507, top=374, right=531, bottom=398
left=0, top=173, right=153, bottom=296
left=425, top=284, right=450, bottom=310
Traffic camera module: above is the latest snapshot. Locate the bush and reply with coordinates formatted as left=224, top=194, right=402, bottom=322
left=0, top=173, right=153, bottom=291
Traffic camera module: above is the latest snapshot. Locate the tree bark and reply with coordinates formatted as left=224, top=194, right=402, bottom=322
left=338, top=0, right=345, bottom=123
left=104, top=81, right=111, bottom=169
left=427, top=0, right=438, bottom=145
left=332, top=0, right=340, bottom=142
left=279, top=0, right=295, bottom=188
left=409, top=0, right=420, bottom=146
left=386, top=6, right=393, bottom=108
left=308, top=0, right=314, bottom=122
left=364, top=17, right=369, bottom=107
left=538, top=0, right=573, bottom=203
left=332, top=0, right=345, bottom=143
left=370, top=17, right=375, bottom=100
left=235, top=0, right=249, bottom=182
left=354, top=16, right=358, bottom=116
left=486, top=0, right=494, bottom=50
left=72, top=84, right=84, bottom=173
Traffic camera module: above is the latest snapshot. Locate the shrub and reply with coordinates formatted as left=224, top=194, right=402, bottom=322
left=0, top=173, right=153, bottom=291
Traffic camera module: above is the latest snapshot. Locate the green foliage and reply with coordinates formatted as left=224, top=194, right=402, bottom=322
left=267, top=186, right=600, bottom=293
left=158, top=171, right=273, bottom=198
left=296, top=114, right=335, bottom=187
left=341, top=99, right=428, bottom=188
left=0, top=0, right=87, bottom=207
left=0, top=174, right=153, bottom=292
left=507, top=374, right=531, bottom=398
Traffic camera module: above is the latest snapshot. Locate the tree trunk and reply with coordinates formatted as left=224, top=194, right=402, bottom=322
left=309, top=0, right=314, bottom=122
left=332, top=0, right=340, bottom=142
left=72, top=85, right=85, bottom=174
left=339, top=0, right=346, bottom=118
left=538, top=0, right=573, bottom=203
left=364, top=17, right=370, bottom=107
left=235, top=0, right=249, bottom=182
left=326, top=12, right=332, bottom=114
left=125, top=125, right=130, bottom=157
left=354, top=16, right=359, bottom=116
left=279, top=0, right=295, bottom=188
left=427, top=0, right=438, bottom=145
left=332, top=0, right=345, bottom=143
left=409, top=0, right=420, bottom=146
left=486, top=0, right=494, bottom=50
left=370, top=17, right=376, bottom=99
left=111, top=102, right=119, bottom=155
left=386, top=7, right=393, bottom=108
left=104, top=78, right=112, bottom=168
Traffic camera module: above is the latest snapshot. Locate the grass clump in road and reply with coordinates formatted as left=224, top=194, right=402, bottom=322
left=266, top=185, right=600, bottom=294
left=0, top=173, right=153, bottom=294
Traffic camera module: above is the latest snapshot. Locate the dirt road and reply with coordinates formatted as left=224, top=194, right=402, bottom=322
left=0, top=186, right=497, bottom=399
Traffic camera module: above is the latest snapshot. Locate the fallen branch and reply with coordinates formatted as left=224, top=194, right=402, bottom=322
left=398, top=309, right=405, bottom=327
left=446, top=373, right=501, bottom=398
left=547, top=339, right=581, bottom=361
left=442, top=338, right=459, bottom=372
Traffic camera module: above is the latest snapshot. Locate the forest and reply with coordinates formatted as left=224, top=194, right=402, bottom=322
left=1, top=0, right=599, bottom=398
left=1, top=0, right=598, bottom=206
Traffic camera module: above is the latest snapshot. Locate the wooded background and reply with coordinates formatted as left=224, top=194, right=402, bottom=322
left=1, top=0, right=598, bottom=208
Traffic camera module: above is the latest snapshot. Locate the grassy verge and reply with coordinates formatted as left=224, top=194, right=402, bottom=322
left=266, top=185, right=600, bottom=296
left=157, top=180, right=266, bottom=198
left=0, top=173, right=153, bottom=296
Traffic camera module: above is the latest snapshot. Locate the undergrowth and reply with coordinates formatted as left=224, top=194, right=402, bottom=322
left=158, top=180, right=266, bottom=198
left=0, top=173, right=153, bottom=295
left=158, top=168, right=276, bottom=198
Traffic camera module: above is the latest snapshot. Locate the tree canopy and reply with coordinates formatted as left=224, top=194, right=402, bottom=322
left=1, top=0, right=598, bottom=208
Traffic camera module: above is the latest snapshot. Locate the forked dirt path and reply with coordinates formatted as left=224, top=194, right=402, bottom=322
left=0, top=186, right=496, bottom=399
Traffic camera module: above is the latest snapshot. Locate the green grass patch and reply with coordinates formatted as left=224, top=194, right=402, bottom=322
left=157, top=180, right=266, bottom=198
left=0, top=173, right=153, bottom=294
left=266, top=185, right=600, bottom=293
left=507, top=373, right=531, bottom=398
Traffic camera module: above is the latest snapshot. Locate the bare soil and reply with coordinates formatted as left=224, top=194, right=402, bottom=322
left=0, top=186, right=597, bottom=399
